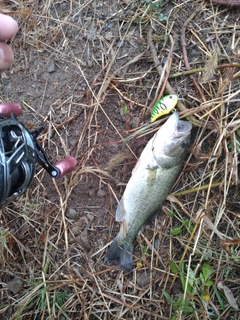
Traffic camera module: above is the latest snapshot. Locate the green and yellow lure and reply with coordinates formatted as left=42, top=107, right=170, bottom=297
left=150, top=95, right=178, bottom=122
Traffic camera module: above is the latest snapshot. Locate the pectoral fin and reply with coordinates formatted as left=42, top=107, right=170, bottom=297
left=132, top=158, right=141, bottom=175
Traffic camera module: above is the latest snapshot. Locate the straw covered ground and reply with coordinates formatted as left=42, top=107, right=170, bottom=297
left=1, top=0, right=240, bottom=319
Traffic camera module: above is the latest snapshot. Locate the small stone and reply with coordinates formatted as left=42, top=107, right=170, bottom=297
left=47, top=59, right=56, bottom=73
left=132, top=117, right=140, bottom=129
left=7, top=277, right=23, bottom=294
left=1, top=72, right=9, bottom=79
left=105, top=31, right=112, bottom=40
left=107, top=22, right=114, bottom=29
left=120, top=108, right=126, bottom=121
left=66, top=208, right=78, bottom=219
left=86, top=28, right=97, bottom=41
left=88, top=188, right=95, bottom=197
left=77, top=229, right=90, bottom=251
left=87, top=59, right=93, bottom=67
left=154, top=239, right=159, bottom=249
left=87, top=213, right=94, bottom=221
left=97, top=189, right=106, bottom=197
left=136, top=272, right=150, bottom=287
left=71, top=225, right=80, bottom=236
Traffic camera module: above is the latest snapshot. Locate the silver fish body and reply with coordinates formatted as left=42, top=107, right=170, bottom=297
left=105, top=112, right=192, bottom=272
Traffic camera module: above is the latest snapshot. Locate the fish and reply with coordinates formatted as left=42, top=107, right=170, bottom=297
left=150, top=95, right=178, bottom=122
left=105, top=112, right=192, bottom=272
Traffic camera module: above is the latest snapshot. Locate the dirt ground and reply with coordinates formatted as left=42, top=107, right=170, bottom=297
left=1, top=0, right=240, bottom=319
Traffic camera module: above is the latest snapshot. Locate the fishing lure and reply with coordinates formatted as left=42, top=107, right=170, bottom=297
left=150, top=95, right=178, bottom=122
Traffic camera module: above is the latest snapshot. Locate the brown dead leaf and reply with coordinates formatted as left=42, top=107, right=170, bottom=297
left=220, top=239, right=240, bottom=254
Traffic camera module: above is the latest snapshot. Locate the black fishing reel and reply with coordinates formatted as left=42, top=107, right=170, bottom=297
left=0, top=103, right=77, bottom=206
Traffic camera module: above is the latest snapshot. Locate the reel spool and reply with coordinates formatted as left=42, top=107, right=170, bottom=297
left=0, top=103, right=77, bottom=206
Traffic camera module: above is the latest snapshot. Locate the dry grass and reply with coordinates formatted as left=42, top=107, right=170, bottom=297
left=1, top=0, right=240, bottom=319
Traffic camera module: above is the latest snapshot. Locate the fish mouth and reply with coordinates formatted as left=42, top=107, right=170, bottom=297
left=152, top=111, right=192, bottom=166
left=169, top=112, right=192, bottom=138
left=177, top=120, right=192, bottom=136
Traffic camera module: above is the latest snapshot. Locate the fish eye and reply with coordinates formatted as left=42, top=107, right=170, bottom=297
left=181, top=140, right=188, bottom=148
left=169, top=95, right=173, bottom=99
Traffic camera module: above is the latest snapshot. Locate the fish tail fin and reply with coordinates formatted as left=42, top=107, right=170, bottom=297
left=105, top=238, right=134, bottom=273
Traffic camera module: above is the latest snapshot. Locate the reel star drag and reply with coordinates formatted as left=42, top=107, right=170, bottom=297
left=0, top=103, right=77, bottom=206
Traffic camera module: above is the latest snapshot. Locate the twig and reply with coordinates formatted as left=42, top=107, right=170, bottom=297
left=170, top=63, right=240, bottom=78
left=110, top=83, right=146, bottom=108
left=180, top=3, right=207, bottom=102
left=212, top=0, right=240, bottom=5
left=173, top=181, right=222, bottom=197
left=152, top=34, right=175, bottom=108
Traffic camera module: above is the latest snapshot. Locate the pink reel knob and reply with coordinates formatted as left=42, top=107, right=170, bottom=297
left=55, top=156, right=77, bottom=178
left=0, top=103, right=22, bottom=117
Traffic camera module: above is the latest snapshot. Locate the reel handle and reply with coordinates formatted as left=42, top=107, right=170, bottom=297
left=0, top=105, right=78, bottom=178
left=54, top=156, right=78, bottom=178
left=0, top=103, right=78, bottom=206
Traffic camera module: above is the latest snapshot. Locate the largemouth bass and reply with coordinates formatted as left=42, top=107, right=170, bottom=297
left=105, top=112, right=192, bottom=272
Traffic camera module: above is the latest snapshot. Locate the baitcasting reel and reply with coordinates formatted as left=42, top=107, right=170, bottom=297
left=0, top=103, right=77, bottom=206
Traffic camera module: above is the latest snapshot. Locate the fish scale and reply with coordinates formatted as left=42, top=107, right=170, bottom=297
left=105, top=112, right=192, bottom=272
